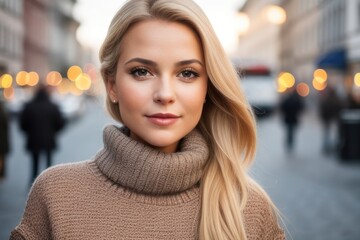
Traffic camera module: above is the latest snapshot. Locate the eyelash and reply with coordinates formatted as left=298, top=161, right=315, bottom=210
left=129, top=67, right=151, bottom=79
left=128, top=66, right=200, bottom=81
left=178, top=68, right=199, bottom=80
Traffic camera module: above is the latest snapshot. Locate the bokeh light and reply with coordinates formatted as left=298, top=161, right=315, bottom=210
left=277, top=84, right=287, bottom=93
left=27, top=72, right=39, bottom=86
left=278, top=72, right=295, bottom=89
left=75, top=73, right=92, bottom=91
left=3, top=86, right=14, bottom=100
left=312, top=78, right=327, bottom=91
left=265, top=5, right=286, bottom=25
left=313, top=69, right=327, bottom=83
left=296, top=82, right=310, bottom=97
left=16, top=71, right=28, bottom=86
left=47, top=71, right=63, bottom=86
left=67, top=65, right=82, bottom=81
left=57, top=79, right=72, bottom=95
left=354, top=73, right=360, bottom=87
left=236, top=12, right=250, bottom=35
left=0, top=74, right=13, bottom=88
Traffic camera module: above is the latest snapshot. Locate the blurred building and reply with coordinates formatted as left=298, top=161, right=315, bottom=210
left=234, top=0, right=284, bottom=72
left=23, top=0, right=51, bottom=79
left=24, top=0, right=88, bottom=80
left=346, top=0, right=360, bottom=89
left=281, top=0, right=349, bottom=95
left=0, top=0, right=91, bottom=79
left=0, top=0, right=24, bottom=76
left=236, top=0, right=360, bottom=96
left=49, top=0, right=85, bottom=75
left=280, top=0, right=321, bottom=84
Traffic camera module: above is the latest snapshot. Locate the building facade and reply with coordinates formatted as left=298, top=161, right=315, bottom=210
left=1, top=0, right=88, bottom=80
left=234, top=0, right=283, bottom=72
left=23, top=0, right=51, bottom=79
left=23, top=0, right=84, bottom=80
left=0, top=0, right=24, bottom=76
left=236, top=0, right=360, bottom=97
left=281, top=0, right=359, bottom=95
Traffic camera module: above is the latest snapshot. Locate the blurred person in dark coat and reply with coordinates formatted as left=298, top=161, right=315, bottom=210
left=279, top=87, right=305, bottom=153
left=20, top=85, right=66, bottom=183
left=0, top=98, right=10, bottom=179
left=318, top=86, right=343, bottom=154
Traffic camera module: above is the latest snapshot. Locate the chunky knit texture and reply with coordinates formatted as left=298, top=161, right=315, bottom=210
left=10, top=125, right=285, bottom=240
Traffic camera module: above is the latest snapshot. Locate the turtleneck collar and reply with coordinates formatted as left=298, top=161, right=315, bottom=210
left=94, top=125, right=209, bottom=195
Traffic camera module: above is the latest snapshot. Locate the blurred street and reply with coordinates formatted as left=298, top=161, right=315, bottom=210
left=0, top=99, right=359, bottom=239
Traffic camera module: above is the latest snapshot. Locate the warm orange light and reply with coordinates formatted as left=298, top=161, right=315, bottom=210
left=277, top=84, right=287, bottom=93
left=312, top=78, right=327, bottom=91
left=354, top=73, right=360, bottom=87
left=265, top=5, right=286, bottom=25
left=313, top=69, right=327, bottom=83
left=28, top=72, right=39, bottom=86
left=236, top=12, right=250, bottom=35
left=0, top=74, right=13, bottom=88
left=296, top=83, right=310, bottom=97
left=47, top=71, right=63, bottom=86
left=67, top=65, right=82, bottom=81
left=16, top=71, right=28, bottom=86
left=278, top=72, right=295, bottom=88
left=70, top=83, right=83, bottom=96
left=75, top=73, right=91, bottom=91
left=57, top=79, right=72, bottom=95
left=3, top=86, right=14, bottom=100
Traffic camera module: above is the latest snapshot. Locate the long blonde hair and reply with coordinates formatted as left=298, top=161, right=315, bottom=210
left=100, top=0, right=277, bottom=239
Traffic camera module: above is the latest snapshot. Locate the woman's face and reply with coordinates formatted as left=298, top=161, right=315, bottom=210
left=107, top=19, right=208, bottom=153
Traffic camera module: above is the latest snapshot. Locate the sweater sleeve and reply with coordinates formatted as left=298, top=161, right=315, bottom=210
left=260, top=205, right=286, bottom=240
left=244, top=187, right=286, bottom=240
left=10, top=173, right=52, bottom=240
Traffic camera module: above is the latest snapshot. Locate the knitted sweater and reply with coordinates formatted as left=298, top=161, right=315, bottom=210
left=10, top=125, right=285, bottom=240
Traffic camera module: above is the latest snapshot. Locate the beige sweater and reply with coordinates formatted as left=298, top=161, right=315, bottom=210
left=11, top=125, right=285, bottom=240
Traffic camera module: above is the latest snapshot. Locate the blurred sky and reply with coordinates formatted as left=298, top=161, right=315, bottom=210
left=74, top=0, right=245, bottom=56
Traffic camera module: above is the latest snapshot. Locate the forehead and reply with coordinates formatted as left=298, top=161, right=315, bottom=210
left=119, top=19, right=204, bottom=60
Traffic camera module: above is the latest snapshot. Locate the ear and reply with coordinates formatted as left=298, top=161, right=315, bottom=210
left=106, top=77, right=117, bottom=101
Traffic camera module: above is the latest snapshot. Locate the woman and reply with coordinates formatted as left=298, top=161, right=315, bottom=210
left=11, top=0, right=285, bottom=239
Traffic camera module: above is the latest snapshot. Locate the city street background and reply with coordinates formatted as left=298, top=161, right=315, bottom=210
left=1, top=100, right=360, bottom=240
left=1, top=0, right=360, bottom=239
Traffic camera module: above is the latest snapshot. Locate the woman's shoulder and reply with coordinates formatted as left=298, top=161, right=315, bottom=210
left=31, top=161, right=91, bottom=192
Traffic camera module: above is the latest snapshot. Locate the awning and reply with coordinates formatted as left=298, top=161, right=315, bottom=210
left=316, top=48, right=347, bottom=70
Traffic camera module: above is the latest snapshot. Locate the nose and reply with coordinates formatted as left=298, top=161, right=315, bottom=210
left=153, top=78, right=175, bottom=104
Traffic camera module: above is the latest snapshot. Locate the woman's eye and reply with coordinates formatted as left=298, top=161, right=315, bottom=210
left=131, top=68, right=150, bottom=77
left=179, top=70, right=198, bottom=79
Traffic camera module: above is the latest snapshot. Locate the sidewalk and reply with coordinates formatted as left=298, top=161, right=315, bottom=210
left=253, top=109, right=360, bottom=240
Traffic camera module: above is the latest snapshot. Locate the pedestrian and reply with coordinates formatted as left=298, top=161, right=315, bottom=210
left=318, top=85, right=343, bottom=154
left=11, top=0, right=285, bottom=239
left=0, top=98, right=10, bottom=179
left=19, top=85, right=65, bottom=183
left=279, top=87, right=305, bottom=153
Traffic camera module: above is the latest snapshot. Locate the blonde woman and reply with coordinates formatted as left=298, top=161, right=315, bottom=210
left=11, top=0, right=285, bottom=239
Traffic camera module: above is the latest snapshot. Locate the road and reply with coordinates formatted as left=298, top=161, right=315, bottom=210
left=1, top=99, right=360, bottom=239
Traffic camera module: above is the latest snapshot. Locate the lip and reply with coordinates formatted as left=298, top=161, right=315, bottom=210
left=146, top=113, right=180, bottom=126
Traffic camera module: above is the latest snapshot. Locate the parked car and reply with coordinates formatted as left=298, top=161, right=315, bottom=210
left=237, top=65, right=278, bottom=118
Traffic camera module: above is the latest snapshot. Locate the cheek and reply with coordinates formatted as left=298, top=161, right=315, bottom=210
left=116, top=81, right=146, bottom=117
left=181, top=83, right=207, bottom=115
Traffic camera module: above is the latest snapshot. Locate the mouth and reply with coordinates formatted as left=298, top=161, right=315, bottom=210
left=146, top=113, right=180, bottom=126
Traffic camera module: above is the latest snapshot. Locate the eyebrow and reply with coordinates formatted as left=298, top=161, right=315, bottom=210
left=125, top=58, right=204, bottom=67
